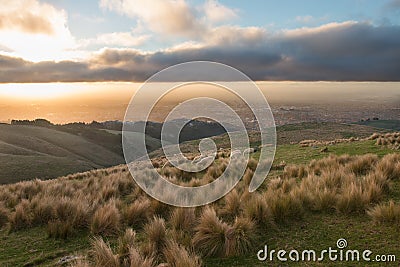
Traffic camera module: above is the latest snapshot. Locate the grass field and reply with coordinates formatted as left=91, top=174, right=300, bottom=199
left=0, top=133, right=398, bottom=266
left=0, top=124, right=124, bottom=184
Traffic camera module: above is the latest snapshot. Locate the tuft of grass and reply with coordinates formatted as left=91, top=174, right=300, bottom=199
left=225, top=217, right=257, bottom=257
left=8, top=199, right=32, bottom=231
left=163, top=241, right=202, bottom=267
left=169, top=207, right=196, bottom=231
left=90, top=237, right=120, bottom=267
left=129, top=247, right=155, bottom=267
left=142, top=216, right=167, bottom=259
left=243, top=193, right=272, bottom=227
left=335, top=182, right=366, bottom=214
left=367, top=200, right=400, bottom=225
left=91, top=201, right=121, bottom=236
left=124, top=198, right=152, bottom=229
left=219, top=190, right=241, bottom=220
left=193, top=207, right=229, bottom=257
left=117, top=228, right=136, bottom=257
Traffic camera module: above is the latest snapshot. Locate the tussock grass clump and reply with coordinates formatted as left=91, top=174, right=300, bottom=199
left=142, top=216, right=168, bottom=258
left=169, top=207, right=196, bottom=231
left=129, top=247, right=155, bottom=267
left=225, top=217, right=257, bottom=257
left=163, top=241, right=202, bottom=267
left=124, top=198, right=152, bottom=229
left=265, top=189, right=304, bottom=223
left=283, top=165, right=307, bottom=179
left=8, top=199, right=32, bottom=231
left=243, top=193, right=272, bottom=227
left=372, top=132, right=400, bottom=150
left=219, top=190, right=241, bottom=220
left=335, top=182, right=367, bottom=214
left=30, top=196, right=55, bottom=225
left=347, top=154, right=378, bottom=176
left=91, top=201, right=121, bottom=236
left=367, top=201, right=400, bottom=225
left=193, top=207, right=229, bottom=257
left=117, top=228, right=136, bottom=257
left=90, top=237, right=120, bottom=267
left=375, top=153, right=400, bottom=180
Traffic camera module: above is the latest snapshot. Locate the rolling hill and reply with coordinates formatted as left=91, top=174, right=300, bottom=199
left=0, top=124, right=124, bottom=184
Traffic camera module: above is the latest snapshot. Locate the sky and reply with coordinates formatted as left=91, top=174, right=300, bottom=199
left=0, top=0, right=400, bottom=82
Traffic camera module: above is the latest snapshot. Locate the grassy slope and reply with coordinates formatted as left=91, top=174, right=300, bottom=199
left=0, top=125, right=124, bottom=184
left=354, top=119, right=400, bottom=131
left=0, top=138, right=398, bottom=266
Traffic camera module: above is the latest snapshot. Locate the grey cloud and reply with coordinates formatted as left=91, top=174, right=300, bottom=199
left=0, top=22, right=400, bottom=82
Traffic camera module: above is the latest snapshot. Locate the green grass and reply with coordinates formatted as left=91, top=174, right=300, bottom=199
left=0, top=227, right=90, bottom=267
left=205, top=212, right=400, bottom=266
left=0, top=125, right=124, bottom=184
left=270, top=140, right=395, bottom=166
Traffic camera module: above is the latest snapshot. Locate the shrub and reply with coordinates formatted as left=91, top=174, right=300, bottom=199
left=193, top=207, right=229, bottom=257
left=90, top=237, right=120, bottom=267
left=367, top=201, right=400, bottom=225
left=91, top=201, right=121, bottom=236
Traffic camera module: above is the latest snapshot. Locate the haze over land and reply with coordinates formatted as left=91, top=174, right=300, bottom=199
left=0, top=82, right=399, bottom=125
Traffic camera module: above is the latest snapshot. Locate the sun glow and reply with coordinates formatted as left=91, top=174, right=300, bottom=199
left=0, top=83, right=83, bottom=100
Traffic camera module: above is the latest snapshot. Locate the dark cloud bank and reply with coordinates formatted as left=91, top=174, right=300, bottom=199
left=1, top=22, right=400, bottom=82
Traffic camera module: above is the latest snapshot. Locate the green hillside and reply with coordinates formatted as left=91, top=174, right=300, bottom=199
left=0, top=124, right=124, bottom=184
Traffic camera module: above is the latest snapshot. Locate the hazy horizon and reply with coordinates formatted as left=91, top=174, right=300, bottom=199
left=1, top=81, right=399, bottom=125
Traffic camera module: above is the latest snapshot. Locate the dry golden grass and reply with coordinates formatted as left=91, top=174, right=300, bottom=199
left=1, top=149, right=400, bottom=264
left=370, top=132, right=400, bottom=150
left=117, top=228, right=136, bottom=257
left=142, top=216, right=167, bottom=259
left=163, top=241, right=202, bottom=267
left=225, top=217, right=257, bottom=257
left=193, top=207, right=229, bottom=257
left=128, top=247, right=155, bottom=267
left=91, top=200, right=121, bottom=236
left=124, top=198, right=152, bottom=229
left=90, top=237, right=120, bottom=267
left=367, top=201, right=400, bottom=225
